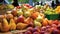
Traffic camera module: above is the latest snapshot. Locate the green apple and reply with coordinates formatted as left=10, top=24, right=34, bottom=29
left=17, top=9, right=23, bottom=16
left=34, top=20, right=42, bottom=27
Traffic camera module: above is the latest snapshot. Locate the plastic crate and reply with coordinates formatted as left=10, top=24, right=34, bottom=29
left=45, top=14, right=59, bottom=20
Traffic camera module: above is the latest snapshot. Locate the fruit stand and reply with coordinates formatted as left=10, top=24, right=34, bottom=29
left=0, top=0, right=60, bottom=34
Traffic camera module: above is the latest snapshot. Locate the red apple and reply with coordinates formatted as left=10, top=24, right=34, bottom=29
left=33, top=32, right=40, bottom=34
left=25, top=31, right=32, bottom=34
left=29, top=6, right=33, bottom=8
left=52, top=20, right=59, bottom=25
left=16, top=6, right=21, bottom=9
left=33, top=26, right=40, bottom=32
left=48, top=20, right=53, bottom=25
left=24, top=4, right=30, bottom=7
left=17, top=15, right=25, bottom=23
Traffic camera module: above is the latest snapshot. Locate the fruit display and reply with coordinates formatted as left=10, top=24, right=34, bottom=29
left=0, top=4, right=60, bottom=34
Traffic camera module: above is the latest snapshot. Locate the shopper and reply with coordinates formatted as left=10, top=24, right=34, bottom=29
left=56, top=0, right=60, bottom=6
left=51, top=1, right=55, bottom=8
left=12, top=0, right=19, bottom=7
left=0, top=0, right=8, bottom=4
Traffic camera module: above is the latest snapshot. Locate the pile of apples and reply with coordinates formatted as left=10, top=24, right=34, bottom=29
left=17, top=20, right=60, bottom=34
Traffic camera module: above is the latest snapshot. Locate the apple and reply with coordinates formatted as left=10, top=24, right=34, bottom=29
left=51, top=30, right=59, bottom=34
left=24, top=4, right=30, bottom=7
left=25, top=31, right=32, bottom=34
left=40, top=31, right=45, bottom=34
left=33, top=32, right=40, bottom=34
left=29, top=6, right=33, bottom=8
left=33, top=27, right=40, bottom=32
left=52, top=20, right=59, bottom=25
left=57, top=24, right=60, bottom=30
left=17, top=9, right=23, bottom=16
left=17, top=15, right=25, bottom=23
left=41, top=26, right=46, bottom=31
left=27, top=27, right=33, bottom=32
left=16, top=6, right=21, bottom=9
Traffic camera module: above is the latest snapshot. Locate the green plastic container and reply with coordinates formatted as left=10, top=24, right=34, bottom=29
left=45, top=14, right=59, bottom=20
left=59, top=14, right=60, bottom=20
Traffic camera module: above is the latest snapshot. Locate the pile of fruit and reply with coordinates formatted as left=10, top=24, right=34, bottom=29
left=0, top=4, right=60, bottom=34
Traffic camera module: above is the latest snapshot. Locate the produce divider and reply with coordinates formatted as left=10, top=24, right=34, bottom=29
left=0, top=4, right=60, bottom=34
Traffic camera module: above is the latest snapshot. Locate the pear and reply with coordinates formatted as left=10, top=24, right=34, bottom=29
left=34, top=20, right=42, bottom=27
left=17, top=9, right=23, bottom=16
left=9, top=19, right=16, bottom=31
left=17, top=23, right=28, bottom=30
left=14, top=17, right=18, bottom=23
left=36, top=15, right=43, bottom=22
left=0, top=23, right=1, bottom=30
left=0, top=18, right=10, bottom=32
left=24, top=11, right=31, bottom=18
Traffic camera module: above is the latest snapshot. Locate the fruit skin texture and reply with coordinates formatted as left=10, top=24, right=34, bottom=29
left=0, top=18, right=10, bottom=32
left=24, top=17, right=33, bottom=24
left=36, top=15, right=43, bottom=22
left=17, top=9, right=23, bottom=16
left=0, top=23, right=1, bottom=31
left=6, top=14, right=13, bottom=19
left=17, top=15, right=25, bottom=23
left=9, top=18, right=16, bottom=31
left=31, top=12, right=39, bottom=19
left=24, top=11, right=31, bottom=18
left=33, top=32, right=40, bottom=34
left=42, top=18, right=48, bottom=26
left=25, top=31, right=32, bottom=34
left=34, top=20, right=42, bottom=27
left=11, top=10, right=17, bottom=16
left=52, top=20, right=59, bottom=25
left=16, top=23, right=28, bottom=30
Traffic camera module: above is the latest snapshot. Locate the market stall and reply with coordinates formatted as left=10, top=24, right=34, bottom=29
left=0, top=0, right=60, bottom=34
